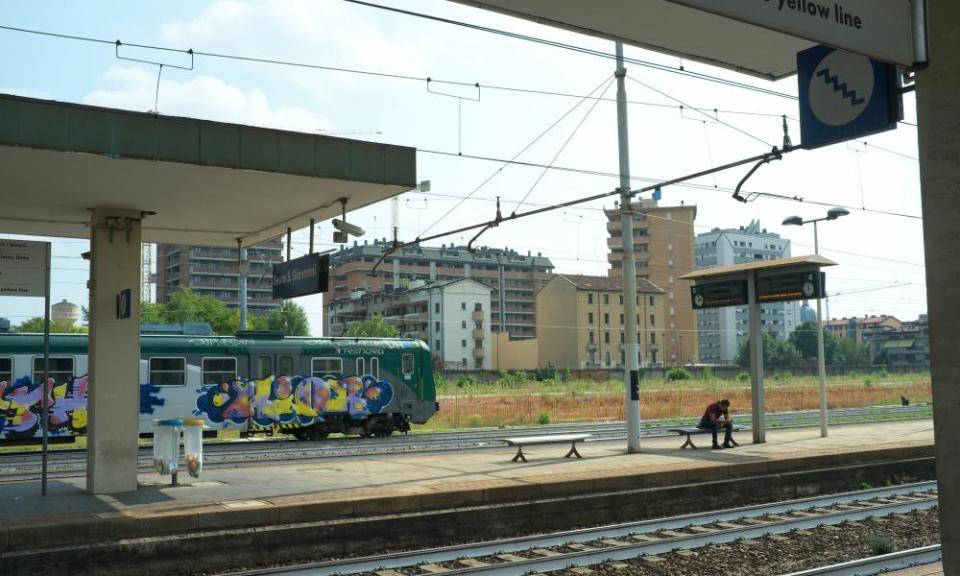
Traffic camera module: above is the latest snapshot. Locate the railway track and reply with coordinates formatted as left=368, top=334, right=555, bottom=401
left=780, top=545, right=942, bottom=575
left=0, top=404, right=932, bottom=483
left=217, top=482, right=938, bottom=576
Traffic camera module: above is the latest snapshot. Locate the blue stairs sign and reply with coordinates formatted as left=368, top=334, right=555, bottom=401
left=797, top=45, right=901, bottom=150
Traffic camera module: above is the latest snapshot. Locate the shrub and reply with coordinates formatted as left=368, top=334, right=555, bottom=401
left=537, top=412, right=551, bottom=425
left=773, top=371, right=791, bottom=381
left=737, top=371, right=750, bottom=382
left=864, top=377, right=874, bottom=387
left=702, top=366, right=715, bottom=380
left=666, top=367, right=692, bottom=381
left=876, top=368, right=890, bottom=379
left=468, top=415, right=483, bottom=428
left=865, top=533, right=896, bottom=555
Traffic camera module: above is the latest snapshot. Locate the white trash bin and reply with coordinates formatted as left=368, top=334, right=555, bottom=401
left=183, top=418, right=205, bottom=478
left=152, top=418, right=183, bottom=479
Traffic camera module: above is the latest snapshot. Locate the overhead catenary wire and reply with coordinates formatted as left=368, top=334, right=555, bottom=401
left=338, top=0, right=799, bottom=101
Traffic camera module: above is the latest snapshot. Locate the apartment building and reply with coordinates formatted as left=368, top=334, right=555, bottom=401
left=155, top=240, right=284, bottom=313
left=694, top=220, right=800, bottom=364
left=826, top=315, right=902, bottom=344
left=536, top=274, right=666, bottom=369
left=607, top=199, right=697, bottom=365
left=326, top=278, right=493, bottom=369
left=324, top=241, right=553, bottom=339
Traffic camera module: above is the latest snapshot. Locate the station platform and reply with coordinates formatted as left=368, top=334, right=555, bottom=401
left=0, top=420, right=936, bottom=575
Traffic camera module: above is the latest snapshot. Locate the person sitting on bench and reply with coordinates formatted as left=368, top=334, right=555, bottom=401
left=699, top=398, right=735, bottom=449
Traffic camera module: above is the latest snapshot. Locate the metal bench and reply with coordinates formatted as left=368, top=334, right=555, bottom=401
left=503, top=433, right=592, bottom=463
left=668, top=426, right=741, bottom=449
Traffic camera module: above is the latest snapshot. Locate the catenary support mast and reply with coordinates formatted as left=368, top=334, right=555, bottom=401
left=616, top=41, right=642, bottom=453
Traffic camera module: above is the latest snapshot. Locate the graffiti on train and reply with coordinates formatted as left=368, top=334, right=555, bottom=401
left=0, top=376, right=89, bottom=440
left=194, top=374, right=394, bottom=428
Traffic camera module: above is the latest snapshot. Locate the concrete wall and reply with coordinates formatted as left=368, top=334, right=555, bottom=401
left=917, top=4, right=960, bottom=572
left=536, top=278, right=580, bottom=369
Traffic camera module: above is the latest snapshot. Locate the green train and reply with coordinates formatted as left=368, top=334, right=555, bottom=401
left=0, top=332, right=438, bottom=441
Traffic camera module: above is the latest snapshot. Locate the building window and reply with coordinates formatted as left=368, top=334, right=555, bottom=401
left=619, top=295, right=623, bottom=305
left=604, top=332, right=610, bottom=344
left=603, top=294, right=609, bottom=305
left=435, top=339, right=441, bottom=350
left=435, top=302, right=440, bottom=314
left=475, top=339, right=482, bottom=348
left=670, top=307, right=675, bottom=315
left=461, top=321, right=467, bottom=329
left=149, top=357, right=185, bottom=386
left=604, top=313, right=610, bottom=325
left=651, top=333, right=657, bottom=344
left=435, top=321, right=441, bottom=331
left=475, top=303, right=482, bottom=311
left=462, top=339, right=467, bottom=348
left=312, top=357, right=343, bottom=377
left=202, top=357, right=236, bottom=385
left=588, top=312, right=594, bottom=325
left=649, top=296, right=654, bottom=306
left=256, top=356, right=272, bottom=379
left=650, top=314, right=656, bottom=326
left=620, top=314, right=624, bottom=324
left=461, top=302, right=466, bottom=311
left=462, top=358, right=468, bottom=367
left=589, top=331, right=595, bottom=344
left=588, top=293, right=593, bottom=304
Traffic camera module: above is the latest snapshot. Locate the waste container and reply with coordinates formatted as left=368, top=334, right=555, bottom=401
left=182, top=418, right=205, bottom=478
left=152, top=418, right=183, bottom=476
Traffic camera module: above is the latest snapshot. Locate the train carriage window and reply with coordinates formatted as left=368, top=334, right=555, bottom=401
left=278, top=356, right=294, bottom=376
left=149, top=357, right=186, bottom=386
left=32, top=357, right=74, bottom=385
left=0, top=357, right=11, bottom=384
left=356, top=357, right=366, bottom=376
left=256, top=356, right=272, bottom=379
left=401, top=354, right=414, bottom=378
left=370, top=357, right=379, bottom=379
left=202, top=357, right=237, bottom=385
left=311, top=357, right=342, bottom=377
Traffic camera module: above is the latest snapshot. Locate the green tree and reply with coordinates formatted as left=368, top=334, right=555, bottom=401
left=140, top=301, right=166, bottom=324
left=16, top=317, right=86, bottom=333
left=141, top=289, right=238, bottom=335
left=789, top=320, right=838, bottom=363
left=344, top=316, right=400, bottom=338
left=833, top=337, right=871, bottom=367
left=263, top=301, right=310, bottom=336
left=736, top=332, right=802, bottom=369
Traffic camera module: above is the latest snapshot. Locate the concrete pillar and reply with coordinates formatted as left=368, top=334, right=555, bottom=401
left=917, top=6, right=960, bottom=573
left=86, top=209, right=142, bottom=494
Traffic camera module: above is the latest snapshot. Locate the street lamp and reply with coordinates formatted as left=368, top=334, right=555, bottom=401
left=782, top=207, right=849, bottom=438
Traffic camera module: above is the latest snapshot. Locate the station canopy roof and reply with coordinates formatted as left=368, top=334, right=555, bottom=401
left=450, top=0, right=920, bottom=80
left=0, top=94, right=416, bottom=247
left=681, top=254, right=837, bottom=281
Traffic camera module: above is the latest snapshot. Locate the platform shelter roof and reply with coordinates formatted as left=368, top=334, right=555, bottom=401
left=0, top=94, right=416, bottom=247
left=680, top=254, right=837, bottom=281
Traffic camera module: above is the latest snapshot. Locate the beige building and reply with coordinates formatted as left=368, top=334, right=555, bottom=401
left=537, top=274, right=666, bottom=369
left=607, top=199, right=697, bottom=365
left=826, top=315, right=902, bottom=344
left=491, top=332, right=539, bottom=371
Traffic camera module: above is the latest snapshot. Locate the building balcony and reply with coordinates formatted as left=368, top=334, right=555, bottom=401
left=404, top=312, right=427, bottom=323
left=471, top=310, right=484, bottom=321
left=472, top=347, right=485, bottom=359
left=587, top=343, right=598, bottom=352
left=472, top=328, right=484, bottom=339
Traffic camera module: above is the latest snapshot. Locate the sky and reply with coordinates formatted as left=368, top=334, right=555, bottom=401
left=0, top=0, right=927, bottom=336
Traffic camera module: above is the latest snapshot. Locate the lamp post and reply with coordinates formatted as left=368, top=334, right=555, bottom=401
left=782, top=207, right=849, bottom=438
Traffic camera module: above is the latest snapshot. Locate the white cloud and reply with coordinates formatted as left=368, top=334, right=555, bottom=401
left=83, top=65, right=332, bottom=132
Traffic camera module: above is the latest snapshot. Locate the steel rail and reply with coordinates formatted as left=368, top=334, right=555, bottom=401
left=219, top=483, right=938, bottom=576
left=778, top=545, right=942, bottom=576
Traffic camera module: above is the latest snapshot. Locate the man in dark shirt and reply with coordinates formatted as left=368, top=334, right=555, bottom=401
left=698, top=399, right=734, bottom=449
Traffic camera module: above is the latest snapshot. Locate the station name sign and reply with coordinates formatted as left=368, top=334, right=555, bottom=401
left=272, top=253, right=329, bottom=300
left=666, top=0, right=917, bottom=66
left=0, top=239, right=48, bottom=298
